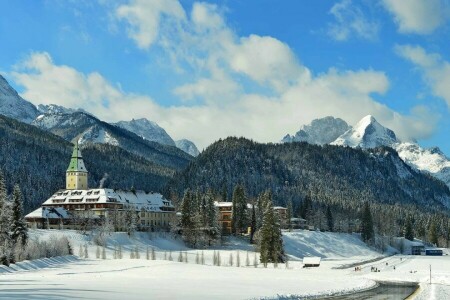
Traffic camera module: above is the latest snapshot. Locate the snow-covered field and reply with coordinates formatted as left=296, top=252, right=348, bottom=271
left=0, top=229, right=449, bottom=299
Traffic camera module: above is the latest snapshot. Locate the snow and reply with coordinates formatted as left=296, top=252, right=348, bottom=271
left=282, top=116, right=351, bottom=145
left=25, top=206, right=69, bottom=219
left=332, top=115, right=399, bottom=148
left=115, top=118, right=176, bottom=146
left=79, top=126, right=119, bottom=146
left=175, top=139, right=200, bottom=156
left=0, top=74, right=39, bottom=123
left=1, top=229, right=449, bottom=299
left=40, top=189, right=174, bottom=212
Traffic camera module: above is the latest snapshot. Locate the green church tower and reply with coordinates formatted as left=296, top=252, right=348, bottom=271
left=66, top=142, right=88, bottom=190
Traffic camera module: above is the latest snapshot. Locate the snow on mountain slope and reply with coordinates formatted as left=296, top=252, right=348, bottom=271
left=78, top=125, right=119, bottom=146
left=0, top=74, right=39, bottom=123
left=175, top=139, right=200, bottom=157
left=115, top=118, right=176, bottom=146
left=331, top=115, right=450, bottom=189
left=332, top=115, right=399, bottom=148
left=37, top=103, right=79, bottom=115
left=396, top=143, right=450, bottom=187
left=282, top=116, right=351, bottom=145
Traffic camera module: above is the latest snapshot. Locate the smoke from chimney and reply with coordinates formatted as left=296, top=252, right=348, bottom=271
left=99, top=173, right=109, bottom=188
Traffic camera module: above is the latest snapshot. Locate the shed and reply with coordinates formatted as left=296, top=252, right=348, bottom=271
left=303, top=256, right=321, bottom=267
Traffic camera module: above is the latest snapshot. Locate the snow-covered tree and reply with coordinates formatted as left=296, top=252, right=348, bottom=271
left=0, top=172, right=12, bottom=265
left=231, top=185, right=248, bottom=235
left=11, top=185, right=27, bottom=247
left=259, top=191, right=284, bottom=265
left=286, top=200, right=293, bottom=232
left=124, top=206, right=137, bottom=236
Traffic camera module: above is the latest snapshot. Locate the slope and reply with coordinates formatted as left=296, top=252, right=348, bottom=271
left=33, top=111, right=192, bottom=170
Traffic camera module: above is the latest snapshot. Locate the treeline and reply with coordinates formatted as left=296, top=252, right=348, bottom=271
left=0, top=115, right=176, bottom=213
left=168, top=137, right=450, bottom=248
left=177, top=186, right=284, bottom=264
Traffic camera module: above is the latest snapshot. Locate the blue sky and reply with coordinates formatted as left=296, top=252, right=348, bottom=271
left=0, top=0, right=449, bottom=154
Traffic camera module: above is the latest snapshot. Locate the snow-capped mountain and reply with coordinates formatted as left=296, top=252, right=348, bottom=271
left=282, top=116, right=350, bottom=145
left=331, top=115, right=399, bottom=148
left=0, top=75, right=39, bottom=123
left=331, top=115, right=450, bottom=189
left=37, top=104, right=80, bottom=115
left=396, top=143, right=450, bottom=188
left=114, top=118, right=175, bottom=146
left=175, top=139, right=200, bottom=157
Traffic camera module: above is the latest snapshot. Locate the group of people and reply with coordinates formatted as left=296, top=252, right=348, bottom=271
left=354, top=266, right=362, bottom=271
left=371, top=266, right=380, bottom=272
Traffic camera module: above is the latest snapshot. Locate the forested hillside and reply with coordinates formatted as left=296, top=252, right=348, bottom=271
left=168, top=137, right=450, bottom=245
left=0, top=115, right=175, bottom=213
left=169, top=137, right=450, bottom=208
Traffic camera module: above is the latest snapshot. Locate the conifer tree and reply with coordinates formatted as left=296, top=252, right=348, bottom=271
left=326, top=206, right=334, bottom=232
left=361, top=202, right=374, bottom=243
left=259, top=191, right=284, bottom=264
left=11, top=185, right=27, bottom=247
left=250, top=201, right=257, bottom=243
left=429, top=220, right=439, bottom=246
left=404, top=216, right=414, bottom=241
left=231, top=185, right=248, bottom=235
left=286, top=200, right=293, bottom=231
left=0, top=172, right=12, bottom=266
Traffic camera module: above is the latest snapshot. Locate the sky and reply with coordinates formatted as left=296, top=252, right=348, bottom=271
left=0, top=0, right=449, bottom=154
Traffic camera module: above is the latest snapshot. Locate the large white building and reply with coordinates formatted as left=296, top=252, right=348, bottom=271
left=25, top=143, right=176, bottom=231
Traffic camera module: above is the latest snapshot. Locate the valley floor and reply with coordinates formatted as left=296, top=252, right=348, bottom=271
left=0, top=229, right=449, bottom=299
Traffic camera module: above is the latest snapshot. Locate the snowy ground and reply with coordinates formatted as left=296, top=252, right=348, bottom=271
left=0, top=229, right=449, bottom=299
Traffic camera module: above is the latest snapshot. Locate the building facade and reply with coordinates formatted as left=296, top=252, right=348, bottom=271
left=25, top=143, right=176, bottom=231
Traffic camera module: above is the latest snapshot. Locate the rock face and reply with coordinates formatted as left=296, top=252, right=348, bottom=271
left=331, top=115, right=450, bottom=190
left=0, top=75, right=39, bottom=123
left=115, top=118, right=176, bottom=147
left=175, top=139, right=200, bottom=157
left=331, top=115, right=399, bottom=148
left=282, top=116, right=351, bottom=145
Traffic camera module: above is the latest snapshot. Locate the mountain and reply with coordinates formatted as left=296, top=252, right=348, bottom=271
left=37, top=104, right=81, bottom=115
left=396, top=143, right=450, bottom=189
left=32, top=111, right=192, bottom=170
left=331, top=115, right=399, bottom=148
left=282, top=116, right=351, bottom=145
left=175, top=139, right=200, bottom=157
left=169, top=137, right=450, bottom=209
left=0, top=114, right=175, bottom=213
left=115, top=118, right=176, bottom=146
left=0, top=75, right=39, bottom=123
left=330, top=115, right=450, bottom=189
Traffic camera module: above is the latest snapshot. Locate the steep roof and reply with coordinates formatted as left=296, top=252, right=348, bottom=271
left=67, top=142, right=88, bottom=172
left=41, top=188, right=174, bottom=212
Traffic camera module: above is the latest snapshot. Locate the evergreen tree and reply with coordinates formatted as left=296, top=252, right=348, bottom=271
left=231, top=185, right=248, bottom=235
left=361, top=202, right=374, bottom=243
left=250, top=201, right=257, bottom=243
left=0, top=171, right=12, bottom=266
left=326, top=206, right=334, bottom=232
left=428, top=220, right=439, bottom=246
left=124, top=206, right=137, bottom=236
left=11, top=185, right=28, bottom=247
left=404, top=216, right=414, bottom=241
left=286, top=200, right=293, bottom=231
left=259, top=191, right=284, bottom=264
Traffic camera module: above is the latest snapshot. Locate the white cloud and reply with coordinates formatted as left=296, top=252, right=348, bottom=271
left=396, top=44, right=450, bottom=109
left=115, top=0, right=186, bottom=49
left=11, top=51, right=435, bottom=149
left=8, top=1, right=439, bottom=149
left=382, top=0, right=449, bottom=34
left=327, top=0, right=380, bottom=41
left=229, top=35, right=311, bottom=91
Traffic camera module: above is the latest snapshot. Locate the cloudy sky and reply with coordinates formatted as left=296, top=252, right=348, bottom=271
left=0, top=0, right=449, bottom=154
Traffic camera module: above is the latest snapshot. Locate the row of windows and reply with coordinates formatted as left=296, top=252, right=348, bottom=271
left=67, top=172, right=87, bottom=176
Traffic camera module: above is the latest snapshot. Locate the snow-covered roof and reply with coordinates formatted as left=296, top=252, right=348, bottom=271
left=303, top=257, right=321, bottom=265
left=214, top=201, right=253, bottom=209
left=25, top=207, right=69, bottom=219
left=273, top=206, right=287, bottom=210
left=42, top=189, right=174, bottom=212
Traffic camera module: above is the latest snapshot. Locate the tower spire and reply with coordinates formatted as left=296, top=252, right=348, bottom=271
left=66, top=142, right=88, bottom=190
